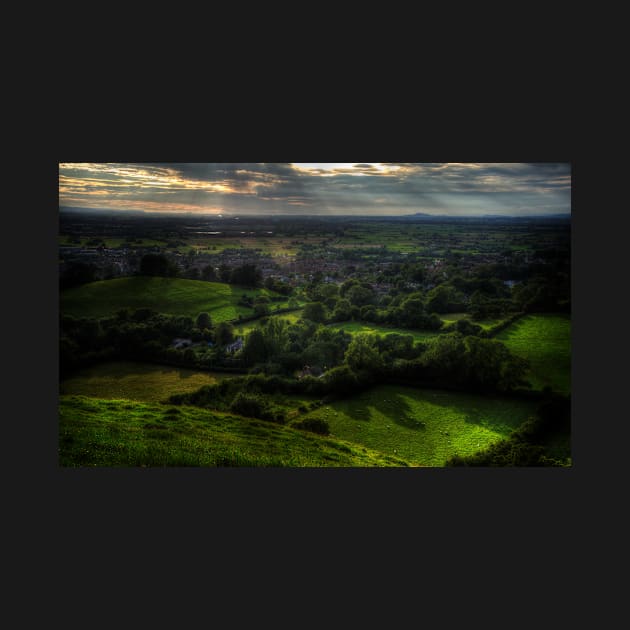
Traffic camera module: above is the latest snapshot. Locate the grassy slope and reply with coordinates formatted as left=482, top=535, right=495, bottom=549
left=60, top=277, right=287, bottom=321
left=60, top=361, right=236, bottom=403
left=300, top=385, right=538, bottom=467
left=495, top=314, right=571, bottom=394
left=59, top=396, right=411, bottom=467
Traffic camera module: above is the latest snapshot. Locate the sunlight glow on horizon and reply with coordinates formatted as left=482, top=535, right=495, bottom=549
left=58, top=162, right=571, bottom=216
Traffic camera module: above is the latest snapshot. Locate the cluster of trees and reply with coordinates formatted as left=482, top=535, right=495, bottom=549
left=311, top=330, right=529, bottom=393
left=60, top=261, right=98, bottom=290
left=512, top=275, right=570, bottom=313
left=301, top=289, right=445, bottom=331
left=168, top=326, right=533, bottom=430
left=235, top=319, right=527, bottom=394
left=226, top=263, right=263, bottom=288
left=59, top=309, right=240, bottom=378
left=139, top=254, right=179, bottom=277
left=240, top=317, right=352, bottom=373
left=264, top=276, right=293, bottom=295
left=138, top=255, right=267, bottom=289
left=297, top=262, right=568, bottom=335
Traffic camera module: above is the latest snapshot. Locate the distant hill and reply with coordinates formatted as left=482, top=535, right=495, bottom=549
left=60, top=276, right=288, bottom=321
left=59, top=206, right=218, bottom=219
left=405, top=212, right=570, bottom=221
left=59, top=396, right=411, bottom=467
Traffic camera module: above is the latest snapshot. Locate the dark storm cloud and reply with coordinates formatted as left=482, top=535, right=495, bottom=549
left=59, top=162, right=570, bottom=216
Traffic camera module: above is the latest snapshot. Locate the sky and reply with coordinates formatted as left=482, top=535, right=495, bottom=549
left=58, top=162, right=571, bottom=216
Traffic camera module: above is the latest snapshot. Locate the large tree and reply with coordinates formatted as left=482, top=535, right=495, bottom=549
left=139, top=254, right=178, bottom=277
left=302, top=302, right=327, bottom=323
left=261, top=317, right=290, bottom=357
left=196, top=312, right=212, bottom=330
left=242, top=329, right=267, bottom=365
left=229, top=264, right=262, bottom=288
left=214, top=321, right=235, bottom=346
left=332, top=298, right=353, bottom=322
left=60, top=261, right=97, bottom=289
left=346, top=284, right=376, bottom=308
left=344, top=334, right=384, bottom=373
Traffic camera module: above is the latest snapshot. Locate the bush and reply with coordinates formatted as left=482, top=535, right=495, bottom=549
left=229, top=392, right=267, bottom=419
left=321, top=365, right=359, bottom=393
left=291, top=418, right=330, bottom=436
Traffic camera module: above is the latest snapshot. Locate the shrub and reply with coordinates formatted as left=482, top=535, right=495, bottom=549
left=291, top=418, right=330, bottom=436
left=229, top=392, right=267, bottom=419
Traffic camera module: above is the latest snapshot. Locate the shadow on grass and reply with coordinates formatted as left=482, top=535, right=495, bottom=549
left=340, top=392, right=426, bottom=430
left=460, top=398, right=532, bottom=435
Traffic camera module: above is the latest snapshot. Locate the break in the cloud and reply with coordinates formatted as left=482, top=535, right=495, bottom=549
left=58, top=162, right=571, bottom=216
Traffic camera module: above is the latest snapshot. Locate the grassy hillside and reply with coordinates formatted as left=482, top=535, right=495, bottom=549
left=327, top=321, right=443, bottom=342
left=59, top=396, right=411, bottom=467
left=495, top=314, right=570, bottom=394
left=60, top=361, right=236, bottom=403
left=60, top=277, right=287, bottom=321
left=300, top=385, right=538, bottom=467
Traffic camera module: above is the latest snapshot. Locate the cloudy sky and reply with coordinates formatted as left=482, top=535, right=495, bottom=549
left=58, top=163, right=571, bottom=216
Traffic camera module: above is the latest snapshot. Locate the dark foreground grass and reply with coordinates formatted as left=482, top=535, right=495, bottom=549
left=495, top=313, right=570, bottom=394
left=60, top=361, right=236, bottom=403
left=300, top=385, right=539, bottom=467
left=59, top=396, right=412, bottom=467
left=60, top=276, right=288, bottom=321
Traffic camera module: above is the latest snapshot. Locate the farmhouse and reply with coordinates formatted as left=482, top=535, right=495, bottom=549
left=296, top=364, right=323, bottom=379
left=172, top=338, right=192, bottom=349
left=225, top=337, right=243, bottom=354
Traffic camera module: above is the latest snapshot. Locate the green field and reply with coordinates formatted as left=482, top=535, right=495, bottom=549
left=60, top=277, right=288, bottom=321
left=60, top=361, right=236, bottom=403
left=328, top=321, right=443, bottom=342
left=300, top=385, right=538, bottom=466
left=496, top=314, right=570, bottom=394
left=59, top=396, right=411, bottom=467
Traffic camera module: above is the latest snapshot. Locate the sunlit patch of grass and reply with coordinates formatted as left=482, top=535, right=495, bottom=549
left=496, top=314, right=570, bottom=394
left=300, top=385, right=538, bottom=467
left=60, top=361, right=235, bottom=403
